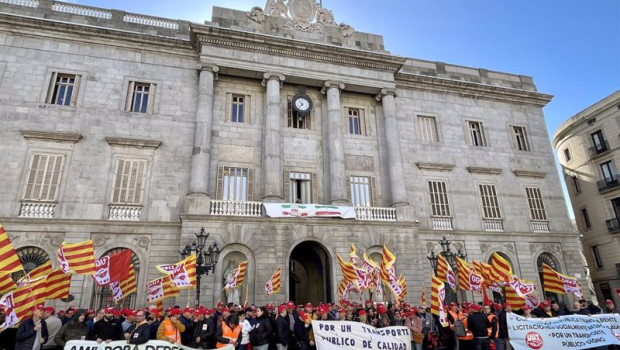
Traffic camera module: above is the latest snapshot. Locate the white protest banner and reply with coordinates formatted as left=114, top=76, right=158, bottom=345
left=263, top=203, right=356, bottom=219
left=64, top=340, right=234, bottom=350
left=312, top=320, right=411, bottom=350
left=508, top=312, right=620, bottom=350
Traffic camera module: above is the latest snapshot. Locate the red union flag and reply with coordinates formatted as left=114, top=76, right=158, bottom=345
left=469, top=269, right=483, bottom=292
left=0, top=292, right=19, bottom=330
left=155, top=255, right=196, bottom=289
left=146, top=278, right=165, bottom=303
left=94, top=256, right=111, bottom=286
left=508, top=275, right=536, bottom=298
left=94, top=250, right=132, bottom=286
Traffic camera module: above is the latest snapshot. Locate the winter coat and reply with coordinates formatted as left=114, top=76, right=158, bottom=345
left=15, top=317, right=49, bottom=350
left=275, top=315, right=289, bottom=345
left=55, top=320, right=89, bottom=347
left=128, top=322, right=151, bottom=345
left=192, top=318, right=215, bottom=348
left=251, top=314, right=273, bottom=346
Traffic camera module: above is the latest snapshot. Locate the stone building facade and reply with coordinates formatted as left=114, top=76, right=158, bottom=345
left=0, top=0, right=587, bottom=309
left=553, top=90, right=620, bottom=306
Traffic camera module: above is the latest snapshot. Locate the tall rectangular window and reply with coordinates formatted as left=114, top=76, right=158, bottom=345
left=350, top=176, right=371, bottom=207
left=525, top=187, right=547, bottom=221
left=47, top=73, right=80, bottom=106
left=231, top=95, right=245, bottom=123
left=468, top=121, right=486, bottom=146
left=478, top=184, right=501, bottom=219
left=581, top=208, right=591, bottom=228
left=288, top=99, right=310, bottom=129
left=572, top=176, right=581, bottom=194
left=417, top=116, right=438, bottom=142
left=591, top=130, right=607, bottom=153
left=600, top=160, right=617, bottom=183
left=23, top=153, right=65, bottom=202
left=564, top=149, right=571, bottom=161
left=511, top=126, right=530, bottom=151
left=592, top=245, right=603, bottom=268
left=110, top=159, right=147, bottom=205
left=289, top=172, right=312, bottom=204
left=126, top=82, right=156, bottom=113
left=348, top=108, right=364, bottom=135
left=428, top=180, right=451, bottom=217
left=221, top=167, right=248, bottom=201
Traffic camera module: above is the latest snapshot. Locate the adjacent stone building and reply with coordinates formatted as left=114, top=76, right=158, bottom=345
left=553, top=90, right=620, bottom=306
left=0, top=0, right=587, bottom=309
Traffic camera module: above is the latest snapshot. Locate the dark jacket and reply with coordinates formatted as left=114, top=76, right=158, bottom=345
left=149, top=319, right=161, bottom=340
left=55, top=320, right=89, bottom=347
left=192, top=318, right=215, bottom=348
left=275, top=315, right=289, bottom=345
left=92, top=318, right=123, bottom=341
left=251, top=314, right=273, bottom=346
left=128, top=323, right=151, bottom=345
left=180, top=315, right=194, bottom=345
left=15, top=317, right=49, bottom=350
left=497, top=311, right=509, bottom=339
left=467, top=313, right=491, bottom=338
left=293, top=320, right=310, bottom=349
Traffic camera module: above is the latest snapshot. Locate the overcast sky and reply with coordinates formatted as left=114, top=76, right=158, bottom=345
left=71, top=0, right=620, bottom=217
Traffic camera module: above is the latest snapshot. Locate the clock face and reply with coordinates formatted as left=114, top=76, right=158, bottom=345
left=293, top=95, right=312, bottom=112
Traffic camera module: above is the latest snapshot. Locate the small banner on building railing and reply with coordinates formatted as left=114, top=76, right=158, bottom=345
left=263, top=203, right=356, bottom=219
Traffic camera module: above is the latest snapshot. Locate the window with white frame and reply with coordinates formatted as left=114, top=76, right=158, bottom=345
left=478, top=184, right=501, bottom=219
left=220, top=167, right=249, bottom=201
left=46, top=73, right=81, bottom=106
left=467, top=121, right=486, bottom=147
left=289, top=172, right=312, bottom=204
left=125, top=81, right=156, bottom=113
left=428, top=180, right=451, bottom=217
left=110, top=159, right=147, bottom=205
left=231, top=95, right=245, bottom=123
left=417, top=116, right=439, bottom=142
left=350, top=176, right=371, bottom=207
left=22, top=153, right=65, bottom=202
left=511, top=126, right=530, bottom=151
left=525, top=187, right=547, bottom=221
left=287, top=99, right=310, bottom=129
left=347, top=108, right=364, bottom=135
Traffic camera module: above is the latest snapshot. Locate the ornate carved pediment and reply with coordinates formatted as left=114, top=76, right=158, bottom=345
left=249, top=0, right=355, bottom=37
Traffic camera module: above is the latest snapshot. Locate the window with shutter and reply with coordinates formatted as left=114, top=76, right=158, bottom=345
left=218, top=167, right=249, bottom=201
left=110, top=159, right=147, bottom=205
left=350, top=176, right=371, bottom=207
left=428, top=180, right=451, bottom=217
left=417, top=116, right=439, bottom=142
left=22, top=153, right=65, bottom=202
left=478, top=184, right=501, bottom=219
left=525, top=187, right=547, bottom=221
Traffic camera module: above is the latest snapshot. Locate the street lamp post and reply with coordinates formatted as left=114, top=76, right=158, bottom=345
left=427, top=236, right=466, bottom=304
left=179, top=227, right=221, bottom=307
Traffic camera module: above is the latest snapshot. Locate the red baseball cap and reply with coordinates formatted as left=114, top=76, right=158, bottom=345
left=523, top=305, right=532, bottom=310
left=286, top=301, right=295, bottom=309
left=278, top=304, right=287, bottom=313
left=305, top=302, right=313, bottom=309
left=44, top=307, right=55, bottom=314
left=266, top=303, right=274, bottom=310
left=503, top=302, right=511, bottom=308
left=104, top=307, right=115, bottom=314
left=217, top=301, right=224, bottom=307
left=169, top=308, right=182, bottom=316
left=605, top=299, right=614, bottom=304
left=298, top=311, right=308, bottom=321
left=358, top=310, right=367, bottom=316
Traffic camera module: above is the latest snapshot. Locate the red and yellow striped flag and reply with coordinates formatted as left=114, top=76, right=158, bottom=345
left=421, top=282, right=426, bottom=305
left=489, top=252, right=513, bottom=284
left=455, top=256, right=470, bottom=291
left=436, top=254, right=456, bottom=290
left=505, top=285, right=525, bottom=310
left=17, top=261, right=52, bottom=286
left=473, top=260, right=494, bottom=285
left=0, top=223, right=23, bottom=274
left=0, top=283, right=36, bottom=328
left=542, top=263, right=582, bottom=298
left=146, top=275, right=179, bottom=303
left=338, top=254, right=360, bottom=289
left=0, top=274, right=17, bottom=295
left=430, top=275, right=448, bottom=327
left=264, top=267, right=281, bottom=296
left=45, top=268, right=71, bottom=300
left=380, top=245, right=396, bottom=284
left=112, top=266, right=136, bottom=302
left=398, top=274, right=407, bottom=300
left=350, top=243, right=359, bottom=264
left=58, top=240, right=95, bottom=275
left=235, top=260, right=248, bottom=286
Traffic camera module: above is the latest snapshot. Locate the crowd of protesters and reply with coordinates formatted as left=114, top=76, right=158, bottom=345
left=1, top=298, right=618, bottom=350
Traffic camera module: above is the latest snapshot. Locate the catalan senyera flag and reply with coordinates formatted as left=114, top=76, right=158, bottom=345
left=337, top=254, right=360, bottom=289
left=489, top=252, right=513, bottom=284
left=338, top=278, right=357, bottom=301
left=0, top=274, right=17, bottom=295
left=421, top=282, right=426, bottom=305
left=111, top=265, right=136, bottom=302
left=155, top=254, right=197, bottom=289
left=505, top=284, right=525, bottom=310
left=264, top=267, right=281, bottom=296
left=398, top=274, right=407, bottom=300
left=473, top=260, right=494, bottom=285
left=223, top=260, right=249, bottom=291
left=17, top=261, right=52, bottom=287
left=0, top=283, right=36, bottom=329
left=380, top=245, right=397, bottom=287
left=430, top=275, right=448, bottom=327
left=436, top=254, right=456, bottom=290
left=58, top=240, right=95, bottom=275
left=20, top=276, right=47, bottom=307
left=455, top=256, right=470, bottom=291
left=0, top=223, right=23, bottom=274
left=45, top=268, right=71, bottom=300
left=542, top=263, right=582, bottom=298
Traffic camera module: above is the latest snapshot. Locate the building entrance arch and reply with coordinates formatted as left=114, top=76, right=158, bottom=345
left=289, top=241, right=331, bottom=304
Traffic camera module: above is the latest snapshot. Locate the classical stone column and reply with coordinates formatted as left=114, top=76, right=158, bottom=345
left=261, top=72, right=285, bottom=202
left=185, top=64, right=218, bottom=215
left=376, top=88, right=409, bottom=207
left=321, top=81, right=348, bottom=205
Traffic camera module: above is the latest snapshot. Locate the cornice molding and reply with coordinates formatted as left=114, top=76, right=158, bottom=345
left=21, top=130, right=83, bottom=143
left=395, top=72, right=553, bottom=107
left=415, top=162, right=455, bottom=172
left=105, top=137, right=162, bottom=149
left=192, top=25, right=406, bottom=73
left=512, top=170, right=547, bottom=178
left=467, top=166, right=502, bottom=175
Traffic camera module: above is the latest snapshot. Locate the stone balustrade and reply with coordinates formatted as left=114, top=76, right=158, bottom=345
left=0, top=0, right=39, bottom=7
left=483, top=219, right=504, bottom=232
left=19, top=201, right=56, bottom=218
left=123, top=14, right=179, bottom=29
left=431, top=217, right=453, bottom=230
left=210, top=200, right=262, bottom=217
left=355, top=207, right=397, bottom=221
left=52, top=2, right=112, bottom=18
left=108, top=205, right=142, bottom=221
left=531, top=221, right=550, bottom=233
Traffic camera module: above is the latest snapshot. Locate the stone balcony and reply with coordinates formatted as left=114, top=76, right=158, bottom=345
left=354, top=207, right=397, bottom=221
left=483, top=219, right=504, bottom=232
left=210, top=200, right=262, bottom=217
left=19, top=201, right=56, bottom=218
left=431, top=217, right=453, bottom=230
left=108, top=205, right=142, bottom=221
left=531, top=221, right=550, bottom=233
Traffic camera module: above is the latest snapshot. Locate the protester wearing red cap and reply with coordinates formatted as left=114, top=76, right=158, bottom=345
left=466, top=303, right=491, bottom=349
left=275, top=305, right=289, bottom=350
left=42, top=306, right=62, bottom=350
left=403, top=308, right=424, bottom=350
left=15, top=305, right=49, bottom=350
left=294, top=311, right=313, bottom=350
left=496, top=302, right=511, bottom=350
left=157, top=308, right=185, bottom=344
left=604, top=299, right=620, bottom=314
left=92, top=307, right=123, bottom=343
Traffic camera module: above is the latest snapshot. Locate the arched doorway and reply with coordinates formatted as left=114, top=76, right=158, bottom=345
left=289, top=241, right=331, bottom=304
left=91, top=248, right=140, bottom=309
left=537, top=252, right=561, bottom=302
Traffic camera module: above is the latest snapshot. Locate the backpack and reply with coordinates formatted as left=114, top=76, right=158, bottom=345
left=453, top=319, right=467, bottom=337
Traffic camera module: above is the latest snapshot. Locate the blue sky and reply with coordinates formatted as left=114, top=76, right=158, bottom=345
left=73, top=0, right=620, bottom=216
